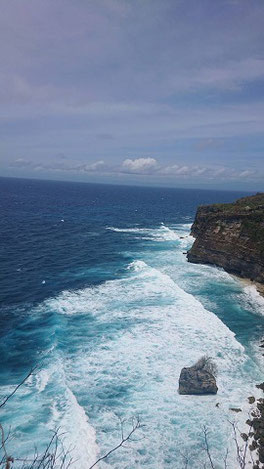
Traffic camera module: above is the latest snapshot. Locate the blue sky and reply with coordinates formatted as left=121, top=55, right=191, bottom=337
left=1, top=0, right=264, bottom=190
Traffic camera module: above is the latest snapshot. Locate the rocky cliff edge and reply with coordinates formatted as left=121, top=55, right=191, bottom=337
left=187, top=193, right=264, bottom=284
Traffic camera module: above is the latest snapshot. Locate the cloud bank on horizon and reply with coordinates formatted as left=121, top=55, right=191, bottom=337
left=1, top=0, right=264, bottom=189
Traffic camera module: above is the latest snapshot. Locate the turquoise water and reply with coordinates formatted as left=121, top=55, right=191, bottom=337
left=0, top=178, right=263, bottom=468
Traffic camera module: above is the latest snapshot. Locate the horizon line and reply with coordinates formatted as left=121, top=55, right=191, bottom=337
left=0, top=174, right=257, bottom=195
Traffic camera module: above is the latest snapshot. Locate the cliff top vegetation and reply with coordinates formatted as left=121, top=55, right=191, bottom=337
left=203, top=193, right=264, bottom=215
left=193, top=192, right=264, bottom=258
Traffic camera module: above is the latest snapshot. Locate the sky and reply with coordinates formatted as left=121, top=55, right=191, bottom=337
left=0, top=0, right=264, bottom=190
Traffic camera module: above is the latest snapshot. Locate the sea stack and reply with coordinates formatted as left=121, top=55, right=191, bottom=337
left=179, top=357, right=218, bottom=395
left=179, top=366, right=218, bottom=395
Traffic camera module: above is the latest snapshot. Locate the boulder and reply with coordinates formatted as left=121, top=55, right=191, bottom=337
left=179, top=365, right=218, bottom=395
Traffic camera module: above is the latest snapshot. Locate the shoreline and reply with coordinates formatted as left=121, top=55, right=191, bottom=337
left=226, top=274, right=264, bottom=464
left=233, top=275, right=264, bottom=298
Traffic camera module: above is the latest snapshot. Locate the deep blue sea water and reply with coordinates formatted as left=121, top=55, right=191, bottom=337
left=0, top=177, right=264, bottom=468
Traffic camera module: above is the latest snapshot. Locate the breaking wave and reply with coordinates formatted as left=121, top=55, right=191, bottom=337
left=2, top=220, right=263, bottom=469
left=30, top=253, right=262, bottom=468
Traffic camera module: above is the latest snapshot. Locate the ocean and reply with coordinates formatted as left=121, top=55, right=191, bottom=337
left=0, top=177, right=263, bottom=468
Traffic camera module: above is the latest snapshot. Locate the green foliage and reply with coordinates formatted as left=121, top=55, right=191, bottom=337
left=210, top=193, right=264, bottom=215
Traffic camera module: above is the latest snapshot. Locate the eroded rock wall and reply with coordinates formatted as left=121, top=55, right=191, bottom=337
left=187, top=194, right=264, bottom=284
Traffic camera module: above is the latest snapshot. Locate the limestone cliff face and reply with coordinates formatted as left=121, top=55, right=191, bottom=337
left=187, top=193, right=264, bottom=284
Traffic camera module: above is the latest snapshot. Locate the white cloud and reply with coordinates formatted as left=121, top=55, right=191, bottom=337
left=2, top=0, right=264, bottom=192
left=9, top=156, right=263, bottom=183
left=156, top=163, right=259, bottom=181
left=194, top=167, right=208, bottom=176
left=11, top=158, right=33, bottom=167
left=213, top=167, right=228, bottom=177
left=121, top=157, right=158, bottom=174
left=160, top=165, right=208, bottom=177
left=238, top=169, right=256, bottom=178
left=82, top=160, right=106, bottom=172
left=174, top=165, right=190, bottom=175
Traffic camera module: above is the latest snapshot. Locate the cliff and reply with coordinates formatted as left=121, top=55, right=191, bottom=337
left=187, top=193, right=264, bottom=284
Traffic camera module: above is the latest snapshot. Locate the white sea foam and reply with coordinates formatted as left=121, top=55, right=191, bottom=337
left=106, top=226, right=148, bottom=233
left=26, top=222, right=263, bottom=468
left=35, top=358, right=99, bottom=469
left=128, top=259, right=147, bottom=271
left=49, top=384, right=98, bottom=469
left=39, top=254, right=262, bottom=468
left=36, top=369, right=50, bottom=392
left=0, top=361, right=99, bottom=469
left=177, top=222, right=193, bottom=229
left=242, top=285, right=264, bottom=315
left=107, top=224, right=181, bottom=242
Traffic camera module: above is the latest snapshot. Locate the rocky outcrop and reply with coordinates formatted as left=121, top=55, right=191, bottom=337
left=245, top=387, right=264, bottom=468
left=187, top=193, right=264, bottom=284
left=179, top=365, right=218, bottom=395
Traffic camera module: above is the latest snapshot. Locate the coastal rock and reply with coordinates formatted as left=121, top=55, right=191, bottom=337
left=187, top=193, right=264, bottom=285
left=179, top=365, right=218, bottom=395
left=247, top=396, right=264, bottom=466
left=256, top=383, right=264, bottom=392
